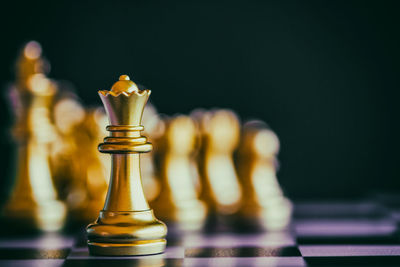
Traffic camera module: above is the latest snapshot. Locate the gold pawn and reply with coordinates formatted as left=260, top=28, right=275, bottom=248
left=86, top=75, right=167, bottom=256
left=195, top=109, right=242, bottom=215
left=237, top=121, right=292, bottom=231
left=151, top=115, right=207, bottom=231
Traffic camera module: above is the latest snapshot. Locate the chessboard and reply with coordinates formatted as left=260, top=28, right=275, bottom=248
left=1, top=201, right=399, bottom=267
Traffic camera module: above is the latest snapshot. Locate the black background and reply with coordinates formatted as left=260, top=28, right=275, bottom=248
left=1, top=0, right=399, bottom=200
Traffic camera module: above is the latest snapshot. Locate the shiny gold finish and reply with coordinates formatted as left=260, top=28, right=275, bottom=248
left=87, top=75, right=167, bottom=256
left=2, top=41, right=66, bottom=231
left=237, top=121, right=292, bottom=230
left=196, top=109, right=242, bottom=215
left=151, top=115, right=207, bottom=231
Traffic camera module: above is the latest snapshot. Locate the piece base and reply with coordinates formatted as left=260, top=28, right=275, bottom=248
left=88, top=239, right=166, bottom=256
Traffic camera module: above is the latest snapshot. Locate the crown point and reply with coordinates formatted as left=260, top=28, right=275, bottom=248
left=119, top=75, right=130, bottom=81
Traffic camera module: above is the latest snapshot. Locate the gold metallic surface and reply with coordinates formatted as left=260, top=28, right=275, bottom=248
left=151, top=115, right=207, bottom=231
left=2, top=42, right=66, bottom=231
left=237, top=121, right=292, bottom=230
left=87, top=75, right=167, bottom=256
left=195, top=109, right=242, bottom=215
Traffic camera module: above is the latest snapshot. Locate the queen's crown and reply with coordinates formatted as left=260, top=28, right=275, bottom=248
left=98, top=75, right=152, bottom=154
left=98, top=75, right=151, bottom=126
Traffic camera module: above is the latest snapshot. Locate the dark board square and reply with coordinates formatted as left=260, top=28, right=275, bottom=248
left=297, top=236, right=400, bottom=245
left=74, top=235, right=88, bottom=248
left=166, top=237, right=183, bottom=247
left=185, top=246, right=301, bottom=257
left=305, top=256, right=400, bottom=266
left=0, top=248, right=70, bottom=259
left=62, top=258, right=183, bottom=267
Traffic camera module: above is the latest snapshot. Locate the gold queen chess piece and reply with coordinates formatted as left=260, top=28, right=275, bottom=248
left=86, top=75, right=167, bottom=256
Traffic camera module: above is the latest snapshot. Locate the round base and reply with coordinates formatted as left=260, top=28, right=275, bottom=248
left=88, top=239, right=166, bottom=256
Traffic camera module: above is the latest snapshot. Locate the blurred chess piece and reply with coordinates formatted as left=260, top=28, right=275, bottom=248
left=195, top=109, right=242, bottom=217
left=51, top=95, right=86, bottom=202
left=151, top=115, right=207, bottom=231
left=71, top=108, right=110, bottom=224
left=52, top=97, right=110, bottom=225
left=2, top=41, right=66, bottom=232
left=15, top=41, right=50, bottom=89
left=236, top=121, right=292, bottom=231
left=141, top=103, right=163, bottom=203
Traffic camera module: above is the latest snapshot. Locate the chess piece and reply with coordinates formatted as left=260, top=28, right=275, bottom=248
left=15, top=41, right=50, bottom=89
left=237, top=121, right=292, bottom=231
left=2, top=41, right=66, bottom=232
left=69, top=108, right=110, bottom=224
left=196, top=109, right=242, bottom=216
left=52, top=99, right=110, bottom=225
left=151, top=115, right=207, bottom=231
left=51, top=96, right=86, bottom=202
left=86, top=75, right=167, bottom=256
left=141, top=103, right=163, bottom=202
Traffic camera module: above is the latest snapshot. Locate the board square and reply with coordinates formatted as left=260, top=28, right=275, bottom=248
left=183, top=257, right=306, bottom=267
left=0, top=259, right=65, bottom=267
left=0, top=248, right=70, bottom=259
left=63, top=258, right=183, bottom=267
left=304, top=256, right=400, bottom=266
left=185, top=246, right=301, bottom=257
left=299, top=245, right=400, bottom=257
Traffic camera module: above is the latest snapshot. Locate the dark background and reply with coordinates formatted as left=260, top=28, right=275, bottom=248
left=0, top=0, right=399, bottom=200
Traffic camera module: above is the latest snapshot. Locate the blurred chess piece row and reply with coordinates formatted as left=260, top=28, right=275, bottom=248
left=1, top=41, right=292, bottom=234
left=149, top=110, right=292, bottom=232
